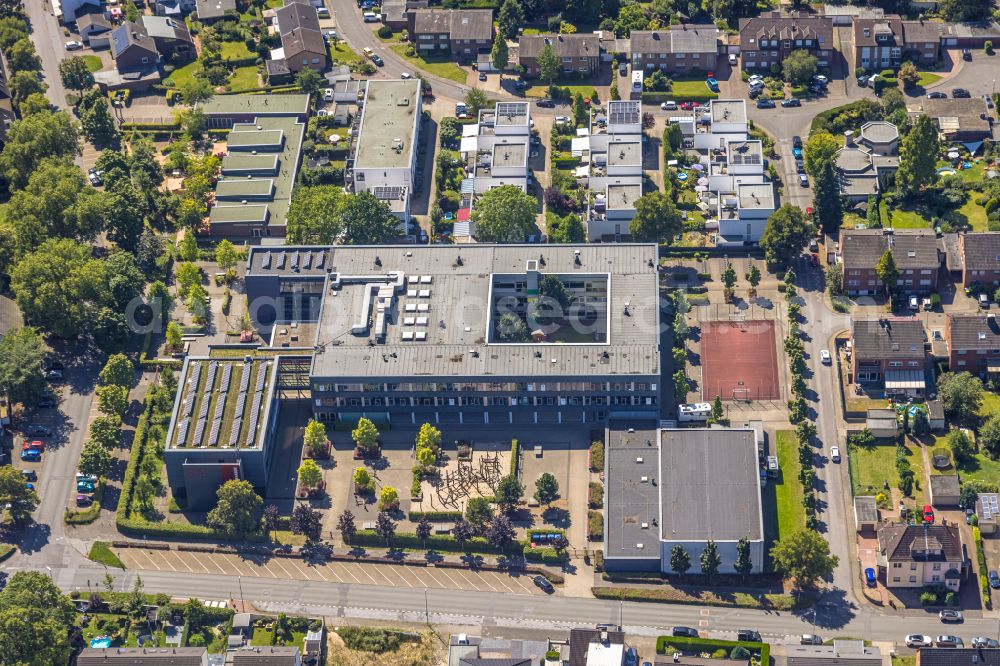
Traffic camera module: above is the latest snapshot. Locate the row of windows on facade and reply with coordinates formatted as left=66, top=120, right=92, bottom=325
left=745, top=38, right=825, bottom=47
left=858, top=360, right=923, bottom=367
left=417, top=36, right=486, bottom=43
left=632, top=52, right=705, bottom=59
left=313, top=381, right=657, bottom=392
left=892, top=562, right=949, bottom=570
left=317, top=395, right=657, bottom=407
left=846, top=279, right=933, bottom=286
left=892, top=576, right=945, bottom=583
left=848, top=269, right=935, bottom=275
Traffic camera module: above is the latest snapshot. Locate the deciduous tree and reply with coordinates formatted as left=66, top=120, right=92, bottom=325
left=472, top=185, right=537, bottom=242
left=896, top=113, right=939, bottom=198
left=374, top=511, right=396, bottom=545
left=378, top=485, right=399, bottom=511
left=782, top=49, right=818, bottom=85
left=206, top=479, right=262, bottom=535
left=760, top=204, right=813, bottom=266
left=416, top=517, right=432, bottom=546
left=495, top=474, right=524, bottom=513
left=770, top=529, right=838, bottom=587
left=337, top=509, right=357, bottom=543
left=214, top=239, right=239, bottom=271
left=875, top=249, right=899, bottom=299
left=96, top=384, right=129, bottom=417
left=537, top=43, right=560, bottom=84
left=0, top=327, right=46, bottom=407
left=352, top=417, right=380, bottom=453
left=290, top=503, right=322, bottom=541
left=670, top=545, right=691, bottom=575
left=297, top=459, right=323, bottom=490
left=100, top=353, right=134, bottom=388
left=700, top=540, right=722, bottom=577
left=534, top=472, right=559, bottom=506
left=79, top=440, right=112, bottom=478
left=485, top=514, right=516, bottom=551
left=497, top=0, right=524, bottom=38
left=629, top=191, right=682, bottom=243
left=465, top=496, right=494, bottom=529
left=59, top=56, right=94, bottom=94
left=303, top=420, right=328, bottom=458
left=735, top=536, right=753, bottom=576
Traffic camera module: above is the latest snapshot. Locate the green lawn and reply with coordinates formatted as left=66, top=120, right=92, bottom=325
left=228, top=66, right=259, bottom=91
left=329, top=42, right=363, bottom=67
left=981, top=391, right=1000, bottom=418
left=849, top=443, right=899, bottom=496
left=952, top=192, right=989, bottom=230
left=220, top=41, right=253, bottom=61
left=249, top=627, right=307, bottom=647
left=884, top=205, right=932, bottom=229
left=82, top=55, right=103, bottom=72
left=774, top=430, right=806, bottom=542
left=526, top=83, right=598, bottom=98
left=265, top=0, right=282, bottom=7
left=169, top=60, right=202, bottom=88
left=917, top=72, right=942, bottom=87
left=671, top=79, right=718, bottom=99
left=88, top=541, right=125, bottom=569
left=389, top=45, right=467, bottom=83
left=956, top=453, right=1000, bottom=486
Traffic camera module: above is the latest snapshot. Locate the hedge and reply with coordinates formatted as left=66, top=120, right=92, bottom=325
left=975, top=526, right=991, bottom=609
left=552, top=157, right=581, bottom=169
left=509, top=438, right=520, bottom=477
left=351, top=529, right=508, bottom=554
left=588, top=510, right=604, bottom=541
left=119, top=121, right=182, bottom=131
left=642, top=91, right=718, bottom=104
left=594, top=586, right=809, bottom=612
left=116, top=395, right=154, bottom=527
left=407, top=510, right=463, bottom=521
left=65, top=482, right=104, bottom=525
left=655, top=636, right=769, bottom=666
left=523, top=546, right=568, bottom=563
left=117, top=516, right=265, bottom=542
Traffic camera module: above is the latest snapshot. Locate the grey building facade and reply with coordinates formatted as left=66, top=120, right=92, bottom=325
left=243, top=244, right=662, bottom=427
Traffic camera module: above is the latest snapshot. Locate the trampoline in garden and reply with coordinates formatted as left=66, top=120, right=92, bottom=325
left=677, top=172, right=689, bottom=181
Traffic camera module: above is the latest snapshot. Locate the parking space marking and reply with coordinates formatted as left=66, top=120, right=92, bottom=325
left=382, top=564, right=414, bottom=588
left=313, top=563, right=338, bottom=583
left=364, top=563, right=397, bottom=587
left=394, top=566, right=422, bottom=588
left=145, top=550, right=177, bottom=572
left=269, top=558, right=297, bottom=579
left=507, top=574, right=535, bottom=594
left=289, top=559, right=322, bottom=582
left=346, top=562, right=379, bottom=585
left=452, top=568, right=486, bottom=592
left=335, top=562, right=361, bottom=584
left=430, top=567, right=462, bottom=590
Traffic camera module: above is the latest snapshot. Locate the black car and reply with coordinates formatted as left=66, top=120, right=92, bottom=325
left=990, top=570, right=1000, bottom=589
left=37, top=393, right=57, bottom=409
left=952, top=88, right=971, bottom=98
left=780, top=98, right=802, bottom=107
left=756, top=99, right=775, bottom=109
left=514, top=80, right=529, bottom=90
left=963, top=48, right=972, bottom=60
left=673, top=627, right=699, bottom=638
left=24, top=424, right=52, bottom=437
left=792, top=135, right=802, bottom=148
left=536, top=98, right=555, bottom=108
left=21, top=469, right=37, bottom=482
left=748, top=87, right=761, bottom=99
left=737, top=630, right=762, bottom=642
left=478, top=72, right=487, bottom=81
left=533, top=575, right=554, bottom=593
left=927, top=91, right=947, bottom=99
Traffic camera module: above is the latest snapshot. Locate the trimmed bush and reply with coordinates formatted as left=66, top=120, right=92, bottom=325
left=588, top=510, right=604, bottom=540
left=654, top=636, right=770, bottom=665
left=407, top=510, right=463, bottom=521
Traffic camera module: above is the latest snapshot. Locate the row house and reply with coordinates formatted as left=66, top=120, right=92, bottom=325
left=839, top=228, right=940, bottom=296
left=946, top=313, right=1000, bottom=377
left=407, top=9, right=493, bottom=62
left=518, top=33, right=600, bottom=77
left=959, top=232, right=1000, bottom=288
left=853, top=16, right=941, bottom=70
left=738, top=12, right=833, bottom=71
left=851, top=318, right=927, bottom=396
left=629, top=25, right=718, bottom=75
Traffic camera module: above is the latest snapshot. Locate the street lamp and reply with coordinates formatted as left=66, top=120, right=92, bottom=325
left=423, top=589, right=429, bottom=626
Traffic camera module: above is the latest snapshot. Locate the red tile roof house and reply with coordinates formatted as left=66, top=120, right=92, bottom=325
left=738, top=11, right=834, bottom=72
left=959, top=232, right=1000, bottom=288
left=851, top=317, right=928, bottom=397
left=839, top=228, right=941, bottom=296
left=946, top=313, right=1000, bottom=377
left=518, top=33, right=601, bottom=78
left=406, top=9, right=493, bottom=63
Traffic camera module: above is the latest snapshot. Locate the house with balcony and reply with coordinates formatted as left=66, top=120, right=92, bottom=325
left=454, top=101, right=532, bottom=240
left=839, top=228, right=940, bottom=296
left=518, top=33, right=600, bottom=77
left=877, top=523, right=963, bottom=590
left=738, top=11, right=833, bottom=72
left=946, top=313, right=1000, bottom=377
left=574, top=101, right=646, bottom=242
left=851, top=318, right=927, bottom=396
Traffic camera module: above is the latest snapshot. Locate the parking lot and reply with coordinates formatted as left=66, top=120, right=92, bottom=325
left=114, top=548, right=554, bottom=596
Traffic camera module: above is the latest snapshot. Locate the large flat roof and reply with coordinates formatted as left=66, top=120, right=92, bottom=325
left=354, top=79, right=421, bottom=170
left=659, top=428, right=763, bottom=541
left=166, top=357, right=278, bottom=451
left=197, top=93, right=310, bottom=117
left=604, top=422, right=663, bottom=560
left=246, top=244, right=660, bottom=379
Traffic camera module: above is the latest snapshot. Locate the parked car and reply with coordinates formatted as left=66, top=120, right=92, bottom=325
left=536, top=98, right=554, bottom=108
left=936, top=635, right=963, bottom=647
left=923, top=504, right=935, bottom=524
left=660, top=101, right=678, bottom=111
left=856, top=74, right=869, bottom=87
left=952, top=88, right=971, bottom=98
left=317, top=6, right=329, bottom=16
left=672, top=627, right=698, bottom=638
left=76, top=494, right=93, bottom=507
left=728, top=53, right=737, bottom=66
left=737, top=630, right=760, bottom=642
left=619, top=62, right=628, bottom=76
left=21, top=470, right=37, bottom=482
left=984, top=94, right=995, bottom=109
left=939, top=609, right=963, bottom=622
left=780, top=98, right=802, bottom=107
left=65, top=40, right=83, bottom=50
left=77, top=479, right=96, bottom=493
left=963, top=48, right=972, bottom=60
left=706, top=78, right=719, bottom=92
left=981, top=293, right=990, bottom=308
left=533, top=575, right=554, bottom=593
left=926, top=91, right=947, bottom=99
left=22, top=440, right=44, bottom=452
left=679, top=101, right=701, bottom=110
left=322, top=88, right=334, bottom=102
left=812, top=74, right=828, bottom=85
left=830, top=446, right=841, bottom=463
left=820, top=349, right=831, bottom=364
left=800, top=635, right=822, bottom=646
left=87, top=168, right=103, bottom=187
left=554, top=115, right=571, bottom=124
left=864, top=567, right=876, bottom=586
left=363, top=11, right=378, bottom=21
left=23, top=424, right=51, bottom=437
left=371, top=54, right=384, bottom=66
left=400, top=72, right=412, bottom=79
left=20, top=449, right=41, bottom=462
left=756, top=99, right=775, bottom=109
left=909, top=295, right=919, bottom=311
left=990, top=570, right=1000, bottom=589
left=799, top=173, right=809, bottom=187
left=905, top=635, right=933, bottom=648
left=37, top=392, right=57, bottom=408
left=973, top=637, right=999, bottom=649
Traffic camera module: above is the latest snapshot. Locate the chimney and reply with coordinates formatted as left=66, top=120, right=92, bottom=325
left=844, top=130, right=855, bottom=147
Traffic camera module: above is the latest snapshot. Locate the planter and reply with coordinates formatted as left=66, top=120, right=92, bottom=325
left=307, top=440, right=332, bottom=459
left=353, top=444, right=381, bottom=460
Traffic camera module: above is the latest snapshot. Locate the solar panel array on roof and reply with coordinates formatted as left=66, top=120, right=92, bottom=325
left=193, top=362, right=218, bottom=445
left=373, top=186, right=405, bottom=201
left=290, top=251, right=299, bottom=270
left=608, top=101, right=640, bottom=125
left=495, top=102, right=527, bottom=120
left=229, top=360, right=252, bottom=447
left=303, top=252, right=312, bottom=269
left=262, top=252, right=272, bottom=269
left=315, top=251, right=325, bottom=268
left=208, top=364, right=233, bottom=447
left=245, top=362, right=268, bottom=448
left=985, top=494, right=999, bottom=520
left=276, top=251, right=286, bottom=269
left=730, top=142, right=761, bottom=165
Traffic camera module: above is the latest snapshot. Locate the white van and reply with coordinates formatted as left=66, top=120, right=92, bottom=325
left=631, top=70, right=644, bottom=95
left=677, top=402, right=712, bottom=422
left=363, top=11, right=378, bottom=21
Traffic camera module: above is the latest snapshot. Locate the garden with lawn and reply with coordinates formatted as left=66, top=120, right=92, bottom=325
left=389, top=46, right=467, bottom=83
left=772, top=430, right=805, bottom=542
left=670, top=78, right=719, bottom=100
left=82, top=55, right=103, bottom=72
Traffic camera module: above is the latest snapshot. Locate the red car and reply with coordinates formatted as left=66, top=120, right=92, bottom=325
left=806, top=206, right=813, bottom=217
left=679, top=101, right=701, bottom=110
left=22, top=440, right=44, bottom=452
left=923, top=504, right=935, bottom=524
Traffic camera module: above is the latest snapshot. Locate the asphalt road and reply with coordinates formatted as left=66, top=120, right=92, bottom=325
left=24, top=0, right=70, bottom=110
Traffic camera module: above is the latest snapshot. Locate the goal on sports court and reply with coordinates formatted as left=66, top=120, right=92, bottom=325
left=732, top=387, right=751, bottom=402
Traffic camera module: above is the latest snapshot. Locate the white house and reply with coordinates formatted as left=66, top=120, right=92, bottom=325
left=583, top=101, right=646, bottom=241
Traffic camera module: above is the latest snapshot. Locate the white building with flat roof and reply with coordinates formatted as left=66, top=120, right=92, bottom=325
left=583, top=101, right=647, bottom=241
left=348, top=79, right=422, bottom=230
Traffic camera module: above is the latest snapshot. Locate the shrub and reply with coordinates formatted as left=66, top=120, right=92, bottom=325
left=712, top=649, right=728, bottom=659
left=731, top=647, right=751, bottom=660
left=336, top=627, right=418, bottom=653
left=920, top=590, right=937, bottom=605
left=588, top=510, right=604, bottom=540
left=589, top=482, right=604, bottom=508
left=590, top=441, right=605, bottom=471
left=377, top=25, right=393, bottom=38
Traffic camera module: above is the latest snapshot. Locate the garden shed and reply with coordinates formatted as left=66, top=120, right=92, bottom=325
left=865, top=409, right=899, bottom=439
left=929, top=474, right=960, bottom=507
left=926, top=399, right=945, bottom=432
left=854, top=496, right=879, bottom=532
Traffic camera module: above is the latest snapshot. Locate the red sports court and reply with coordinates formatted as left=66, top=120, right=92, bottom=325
left=700, top=319, right=780, bottom=401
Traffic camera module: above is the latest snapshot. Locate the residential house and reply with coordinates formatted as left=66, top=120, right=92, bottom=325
left=78, top=648, right=209, bottom=665
left=272, top=0, right=326, bottom=72
left=407, top=9, right=492, bottom=62
left=823, top=4, right=885, bottom=26
left=110, top=20, right=160, bottom=71
left=945, top=313, right=1000, bottom=376
left=835, top=122, right=899, bottom=202
left=518, top=33, right=600, bottom=77
left=195, top=0, right=237, bottom=23
left=629, top=25, right=718, bottom=75
left=229, top=646, right=302, bottom=665
left=447, top=633, right=552, bottom=666
left=153, top=0, right=195, bottom=18
left=876, top=523, right=963, bottom=590
left=786, top=642, right=883, bottom=666
left=77, top=11, right=113, bottom=49
left=140, top=15, right=194, bottom=59
left=940, top=21, right=1000, bottom=48
left=865, top=408, right=899, bottom=438
left=853, top=16, right=940, bottom=70
left=580, top=100, right=646, bottom=241
left=850, top=317, right=927, bottom=396
left=568, top=627, right=627, bottom=666
left=917, top=649, right=1000, bottom=666
left=958, top=232, right=1000, bottom=287
left=738, top=11, right=833, bottom=71
left=839, top=228, right=941, bottom=296
left=381, top=0, right=408, bottom=31
left=908, top=97, right=995, bottom=142
left=455, top=101, right=532, bottom=240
